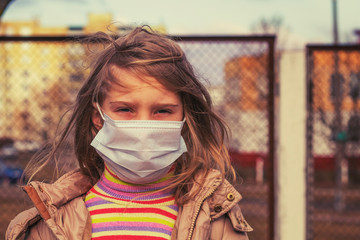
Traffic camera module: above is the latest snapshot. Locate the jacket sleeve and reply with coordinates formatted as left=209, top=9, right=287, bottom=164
left=24, top=220, right=58, bottom=240
left=5, top=207, right=57, bottom=240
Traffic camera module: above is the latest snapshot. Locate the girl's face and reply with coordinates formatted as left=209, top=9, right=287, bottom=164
left=94, top=66, right=183, bottom=124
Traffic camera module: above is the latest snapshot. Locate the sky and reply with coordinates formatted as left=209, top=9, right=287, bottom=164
left=1, top=0, right=360, bottom=49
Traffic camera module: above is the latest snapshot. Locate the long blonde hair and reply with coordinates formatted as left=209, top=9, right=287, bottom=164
left=25, top=26, right=236, bottom=205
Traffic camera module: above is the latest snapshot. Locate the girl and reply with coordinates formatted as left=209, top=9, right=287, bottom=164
left=6, top=26, right=252, bottom=240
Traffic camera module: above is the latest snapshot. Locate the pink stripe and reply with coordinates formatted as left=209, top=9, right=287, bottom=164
left=99, top=178, right=173, bottom=199
left=92, top=221, right=172, bottom=232
left=102, top=174, right=172, bottom=193
left=92, top=236, right=166, bottom=240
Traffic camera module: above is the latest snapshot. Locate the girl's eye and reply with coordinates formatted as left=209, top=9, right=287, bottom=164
left=157, top=109, right=172, bottom=114
left=117, top=108, right=132, bottom=113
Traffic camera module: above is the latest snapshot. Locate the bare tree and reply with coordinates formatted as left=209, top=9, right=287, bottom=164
left=251, top=15, right=289, bottom=50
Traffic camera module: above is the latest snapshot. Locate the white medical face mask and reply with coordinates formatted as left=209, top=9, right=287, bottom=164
left=90, top=104, right=187, bottom=184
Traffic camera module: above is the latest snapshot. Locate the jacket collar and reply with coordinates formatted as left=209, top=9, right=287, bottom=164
left=188, top=169, right=243, bottom=219
left=23, top=169, right=92, bottom=210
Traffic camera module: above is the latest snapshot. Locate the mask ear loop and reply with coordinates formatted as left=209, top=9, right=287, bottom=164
left=96, top=102, right=105, bottom=121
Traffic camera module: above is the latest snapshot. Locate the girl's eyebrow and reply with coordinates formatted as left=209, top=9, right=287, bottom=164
left=109, top=101, right=180, bottom=108
left=109, top=101, right=130, bottom=104
left=109, top=101, right=136, bottom=108
left=153, top=104, right=180, bottom=108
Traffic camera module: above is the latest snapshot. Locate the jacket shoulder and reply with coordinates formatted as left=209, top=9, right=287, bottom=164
left=6, top=196, right=90, bottom=240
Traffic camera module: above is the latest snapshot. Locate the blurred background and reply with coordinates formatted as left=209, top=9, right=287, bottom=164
left=0, top=0, right=360, bottom=239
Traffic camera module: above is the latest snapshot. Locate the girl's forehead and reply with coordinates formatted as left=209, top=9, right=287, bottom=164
left=108, top=65, right=167, bottom=92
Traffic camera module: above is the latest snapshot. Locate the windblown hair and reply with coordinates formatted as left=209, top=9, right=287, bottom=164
left=25, top=26, right=236, bottom=205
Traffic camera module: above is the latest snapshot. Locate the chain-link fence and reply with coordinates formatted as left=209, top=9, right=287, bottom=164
left=306, top=44, right=360, bottom=240
left=0, top=35, right=275, bottom=239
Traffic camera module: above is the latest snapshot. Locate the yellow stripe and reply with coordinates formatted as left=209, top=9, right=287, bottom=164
left=91, top=216, right=175, bottom=227
left=84, top=194, right=96, bottom=201
left=104, top=169, right=132, bottom=185
left=163, top=207, right=178, bottom=216
left=86, top=203, right=124, bottom=211
left=91, top=212, right=175, bottom=223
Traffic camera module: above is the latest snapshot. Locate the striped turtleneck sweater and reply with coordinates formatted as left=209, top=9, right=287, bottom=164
left=85, top=164, right=179, bottom=240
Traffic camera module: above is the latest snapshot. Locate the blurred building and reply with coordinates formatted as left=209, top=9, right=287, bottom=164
left=223, top=54, right=268, bottom=155
left=224, top=55, right=268, bottom=111
left=0, top=26, right=83, bottom=142
left=311, top=51, right=360, bottom=156
left=312, top=51, right=360, bottom=112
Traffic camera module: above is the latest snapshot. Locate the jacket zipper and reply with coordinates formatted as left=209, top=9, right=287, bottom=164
left=187, top=185, right=218, bottom=240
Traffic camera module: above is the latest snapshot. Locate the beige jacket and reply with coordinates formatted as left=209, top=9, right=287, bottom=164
left=6, top=169, right=252, bottom=240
